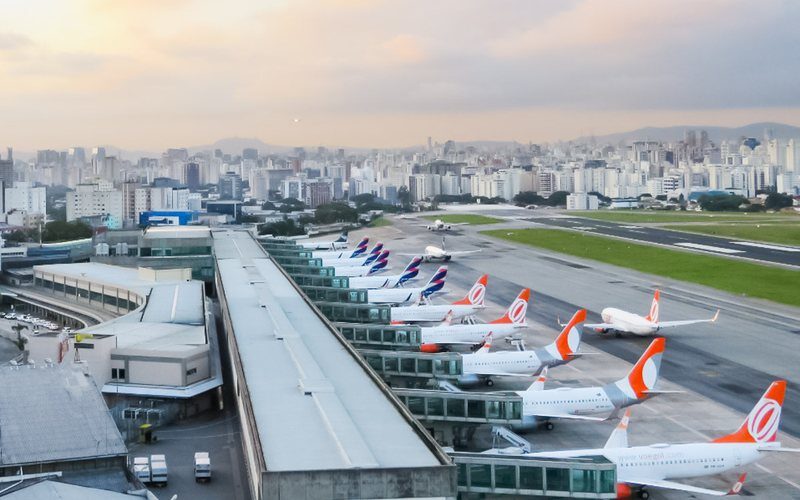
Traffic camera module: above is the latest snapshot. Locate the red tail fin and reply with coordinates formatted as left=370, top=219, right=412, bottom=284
left=617, top=338, right=665, bottom=400
left=491, top=288, right=530, bottom=324
left=645, top=289, right=660, bottom=322
left=452, top=274, right=488, bottom=306
left=713, top=380, right=786, bottom=444
left=552, top=309, right=585, bottom=359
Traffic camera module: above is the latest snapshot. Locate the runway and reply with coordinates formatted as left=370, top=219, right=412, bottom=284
left=530, top=216, right=800, bottom=267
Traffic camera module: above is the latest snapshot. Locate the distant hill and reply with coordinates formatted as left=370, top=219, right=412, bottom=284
left=575, top=122, right=800, bottom=145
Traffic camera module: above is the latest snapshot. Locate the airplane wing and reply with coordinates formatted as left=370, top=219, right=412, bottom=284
left=655, top=310, right=720, bottom=329
left=449, top=222, right=470, bottom=226
left=532, top=412, right=608, bottom=421
left=446, top=250, right=482, bottom=256
left=584, top=322, right=616, bottom=330
left=624, top=473, right=746, bottom=496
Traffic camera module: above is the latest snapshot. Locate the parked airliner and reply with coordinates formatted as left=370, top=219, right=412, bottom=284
left=320, top=242, right=384, bottom=267
left=334, top=250, right=390, bottom=277
left=512, top=337, right=670, bottom=430
left=298, top=232, right=348, bottom=250
left=457, top=309, right=586, bottom=386
left=311, top=237, right=369, bottom=259
left=586, top=290, right=719, bottom=336
left=366, top=266, right=447, bottom=304
left=525, top=380, right=795, bottom=498
left=418, top=288, right=532, bottom=352
left=390, top=275, right=487, bottom=323
left=348, top=257, right=423, bottom=289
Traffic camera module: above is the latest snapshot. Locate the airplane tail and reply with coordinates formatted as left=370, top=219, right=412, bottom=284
left=396, top=257, right=423, bottom=286
left=349, top=237, right=370, bottom=258
left=524, top=366, right=548, bottom=392
left=612, top=337, right=666, bottom=401
left=713, top=380, right=786, bottom=444
left=362, top=242, right=384, bottom=265
left=335, top=233, right=348, bottom=243
left=549, top=309, right=586, bottom=360
left=367, top=250, right=390, bottom=275
left=604, top=409, right=631, bottom=449
left=421, top=266, right=447, bottom=298
left=491, top=288, right=531, bottom=325
left=452, top=274, right=488, bottom=306
left=645, top=289, right=660, bottom=322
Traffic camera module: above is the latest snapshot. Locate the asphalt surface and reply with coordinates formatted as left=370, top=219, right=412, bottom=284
left=531, top=216, right=800, bottom=267
left=385, top=215, right=800, bottom=439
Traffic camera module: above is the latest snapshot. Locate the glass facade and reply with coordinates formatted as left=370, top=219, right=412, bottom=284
left=394, top=389, right=523, bottom=424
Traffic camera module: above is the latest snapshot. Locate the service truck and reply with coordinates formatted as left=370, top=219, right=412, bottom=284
left=194, top=451, right=211, bottom=482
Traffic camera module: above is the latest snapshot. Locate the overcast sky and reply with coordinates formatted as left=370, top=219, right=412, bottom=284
left=2, top=0, right=799, bottom=151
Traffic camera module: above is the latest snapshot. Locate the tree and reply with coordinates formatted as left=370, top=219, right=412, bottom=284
left=41, top=221, right=92, bottom=242
left=588, top=191, right=611, bottom=204
left=239, top=214, right=260, bottom=223
left=315, top=203, right=359, bottom=224
left=764, top=193, right=793, bottom=211
left=5, top=230, right=31, bottom=243
left=261, top=201, right=277, bottom=210
left=513, top=191, right=546, bottom=206
left=258, top=218, right=305, bottom=236
left=352, top=193, right=376, bottom=205
left=397, top=186, right=411, bottom=208
left=545, top=191, right=569, bottom=207
left=699, top=194, right=749, bottom=212
left=11, top=323, right=27, bottom=351
left=279, top=198, right=306, bottom=213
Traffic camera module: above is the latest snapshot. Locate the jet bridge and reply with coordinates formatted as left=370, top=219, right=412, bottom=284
left=359, top=349, right=462, bottom=386
left=449, top=452, right=617, bottom=499
left=314, top=301, right=391, bottom=323
left=292, top=274, right=351, bottom=288
left=392, top=388, right=523, bottom=446
left=300, top=286, right=368, bottom=304
left=279, top=264, right=337, bottom=277
left=336, top=322, right=423, bottom=350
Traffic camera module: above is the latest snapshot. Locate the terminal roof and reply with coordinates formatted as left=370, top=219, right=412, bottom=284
left=213, top=229, right=442, bottom=472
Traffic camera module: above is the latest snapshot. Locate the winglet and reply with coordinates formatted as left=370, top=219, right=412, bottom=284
left=713, top=380, right=786, bottom=444
left=526, top=366, right=548, bottom=392
left=727, top=473, right=746, bottom=496
left=552, top=309, right=586, bottom=359
left=476, top=332, right=493, bottom=354
left=712, top=309, right=720, bottom=322
left=491, top=288, right=530, bottom=324
left=452, top=274, right=488, bottom=306
left=604, top=408, right=631, bottom=449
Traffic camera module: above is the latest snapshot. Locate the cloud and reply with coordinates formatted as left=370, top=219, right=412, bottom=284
left=0, top=32, right=32, bottom=51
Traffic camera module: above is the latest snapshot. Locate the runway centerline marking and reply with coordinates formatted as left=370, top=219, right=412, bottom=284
left=674, top=242, right=745, bottom=254
left=730, top=241, right=800, bottom=252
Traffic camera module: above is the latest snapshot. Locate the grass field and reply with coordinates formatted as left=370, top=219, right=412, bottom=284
left=367, top=217, right=392, bottom=227
left=663, top=224, right=800, bottom=246
left=481, top=228, right=800, bottom=307
left=423, top=214, right=502, bottom=225
left=572, top=210, right=797, bottom=224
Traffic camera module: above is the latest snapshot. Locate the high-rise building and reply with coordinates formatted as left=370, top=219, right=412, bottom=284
left=66, top=183, right=123, bottom=229
left=4, top=182, right=46, bottom=216
left=218, top=172, right=243, bottom=200
left=305, top=178, right=333, bottom=208
left=242, top=148, right=258, bottom=161
left=0, top=148, right=14, bottom=188
left=184, top=162, right=201, bottom=190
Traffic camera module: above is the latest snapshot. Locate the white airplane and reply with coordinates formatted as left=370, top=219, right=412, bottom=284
left=401, top=236, right=481, bottom=262
left=334, top=250, right=390, bottom=277
left=320, top=242, right=384, bottom=267
left=298, top=232, right=348, bottom=250
left=366, top=266, right=447, bottom=305
left=390, top=274, right=487, bottom=323
left=348, top=257, right=423, bottom=289
left=525, top=380, right=796, bottom=498
left=311, top=236, right=369, bottom=260
left=457, top=309, right=586, bottom=386
left=422, top=218, right=468, bottom=231
left=418, top=288, right=531, bottom=352
left=586, top=290, right=720, bottom=336
left=512, top=337, right=670, bottom=430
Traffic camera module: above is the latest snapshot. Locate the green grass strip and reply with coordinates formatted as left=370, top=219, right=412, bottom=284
left=423, top=214, right=502, bottom=225
left=481, top=228, right=800, bottom=307
left=572, top=210, right=797, bottom=224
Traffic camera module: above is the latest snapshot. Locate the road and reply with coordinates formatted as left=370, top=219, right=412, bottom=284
left=531, top=215, right=800, bottom=267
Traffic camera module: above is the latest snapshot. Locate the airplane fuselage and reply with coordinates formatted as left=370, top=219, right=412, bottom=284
left=335, top=265, right=384, bottom=277
left=349, top=275, right=404, bottom=289
left=460, top=343, right=568, bottom=382
left=534, top=442, right=763, bottom=483
left=390, top=304, right=484, bottom=323
left=516, top=386, right=616, bottom=427
left=421, top=322, right=521, bottom=345
left=423, top=246, right=451, bottom=262
left=601, top=308, right=657, bottom=336
left=322, top=256, right=370, bottom=267
left=367, top=288, right=425, bottom=305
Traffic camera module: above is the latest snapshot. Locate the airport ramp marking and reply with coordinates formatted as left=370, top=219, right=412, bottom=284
left=730, top=241, right=800, bottom=253
left=674, top=242, right=745, bottom=254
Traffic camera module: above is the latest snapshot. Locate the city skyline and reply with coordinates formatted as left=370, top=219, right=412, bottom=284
left=3, top=0, right=800, bottom=151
